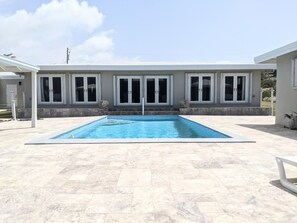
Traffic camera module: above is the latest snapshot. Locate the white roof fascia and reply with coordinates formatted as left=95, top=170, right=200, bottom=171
left=254, top=41, right=297, bottom=64
left=0, top=72, right=24, bottom=79
left=39, top=64, right=276, bottom=72
left=0, top=55, right=40, bottom=72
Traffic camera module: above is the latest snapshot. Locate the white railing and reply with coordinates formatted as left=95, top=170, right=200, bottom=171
left=270, top=87, right=274, bottom=116
left=11, top=100, right=16, bottom=120
left=142, top=97, right=144, bottom=115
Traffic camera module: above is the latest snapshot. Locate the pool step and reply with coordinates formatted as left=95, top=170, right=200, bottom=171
left=107, top=110, right=179, bottom=115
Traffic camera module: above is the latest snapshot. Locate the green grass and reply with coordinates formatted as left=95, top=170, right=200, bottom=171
left=261, top=101, right=276, bottom=116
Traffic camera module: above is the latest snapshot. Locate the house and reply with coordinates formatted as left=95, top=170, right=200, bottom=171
left=255, top=41, right=297, bottom=126
left=15, top=63, right=275, bottom=118
left=0, top=73, right=24, bottom=108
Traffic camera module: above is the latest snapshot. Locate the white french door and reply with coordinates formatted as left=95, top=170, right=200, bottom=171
left=188, top=74, right=214, bottom=103
left=222, top=73, right=249, bottom=103
left=145, top=76, right=169, bottom=105
left=38, top=75, right=64, bottom=104
left=72, top=74, right=98, bottom=103
left=117, top=76, right=142, bottom=105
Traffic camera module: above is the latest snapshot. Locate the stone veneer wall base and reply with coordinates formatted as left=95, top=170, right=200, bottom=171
left=17, top=107, right=272, bottom=118
left=179, top=107, right=272, bottom=115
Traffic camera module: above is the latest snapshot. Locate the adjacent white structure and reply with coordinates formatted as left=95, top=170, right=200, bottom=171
left=255, top=41, right=297, bottom=126
left=0, top=55, right=40, bottom=127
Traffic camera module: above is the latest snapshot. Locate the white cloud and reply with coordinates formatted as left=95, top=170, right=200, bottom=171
left=70, top=31, right=114, bottom=64
left=0, top=0, right=114, bottom=64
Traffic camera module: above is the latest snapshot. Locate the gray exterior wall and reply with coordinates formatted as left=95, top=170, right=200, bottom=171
left=21, top=69, right=263, bottom=110
left=0, top=77, right=25, bottom=108
left=275, top=51, right=297, bottom=126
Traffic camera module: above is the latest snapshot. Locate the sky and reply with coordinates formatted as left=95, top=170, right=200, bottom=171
left=0, top=0, right=297, bottom=65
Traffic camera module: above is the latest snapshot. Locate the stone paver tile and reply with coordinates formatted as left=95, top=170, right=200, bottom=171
left=104, top=213, right=155, bottom=223
left=197, top=202, right=224, bottom=213
left=86, top=194, right=132, bottom=214
left=153, top=201, right=205, bottom=223
left=69, top=174, right=88, bottom=181
left=132, top=186, right=173, bottom=213
left=173, top=193, right=217, bottom=203
left=117, top=169, right=151, bottom=187
left=85, top=213, right=106, bottom=223
left=170, top=179, right=228, bottom=194
left=202, top=212, right=234, bottom=223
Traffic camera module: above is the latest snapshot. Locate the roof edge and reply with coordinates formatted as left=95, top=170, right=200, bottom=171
left=254, top=41, right=297, bottom=64
left=38, top=64, right=276, bottom=72
left=0, top=55, right=40, bottom=72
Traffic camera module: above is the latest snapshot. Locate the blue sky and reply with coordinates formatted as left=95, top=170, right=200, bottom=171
left=0, top=0, right=297, bottom=64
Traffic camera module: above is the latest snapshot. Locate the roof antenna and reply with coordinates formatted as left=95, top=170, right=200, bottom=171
left=66, top=48, right=70, bottom=64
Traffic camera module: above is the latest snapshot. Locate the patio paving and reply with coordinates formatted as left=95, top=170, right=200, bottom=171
left=0, top=115, right=296, bottom=223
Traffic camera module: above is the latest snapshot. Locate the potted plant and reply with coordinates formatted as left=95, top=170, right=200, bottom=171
left=99, top=100, right=109, bottom=110
left=284, top=111, right=297, bottom=130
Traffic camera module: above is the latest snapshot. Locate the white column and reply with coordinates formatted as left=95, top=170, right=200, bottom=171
left=31, top=71, right=37, bottom=127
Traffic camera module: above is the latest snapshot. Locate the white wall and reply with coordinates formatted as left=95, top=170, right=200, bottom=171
left=276, top=51, right=297, bottom=125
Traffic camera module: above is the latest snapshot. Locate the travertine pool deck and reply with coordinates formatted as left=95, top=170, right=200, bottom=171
left=0, top=116, right=296, bottom=223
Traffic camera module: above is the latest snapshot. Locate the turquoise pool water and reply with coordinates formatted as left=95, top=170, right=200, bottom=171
left=54, top=116, right=230, bottom=139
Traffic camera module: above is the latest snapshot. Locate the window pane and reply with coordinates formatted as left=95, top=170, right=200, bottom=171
left=40, top=77, right=49, bottom=102
left=146, top=79, right=155, bottom=103
left=52, top=77, right=62, bottom=102
left=158, top=78, right=167, bottom=103
left=87, top=77, right=96, bottom=102
left=132, top=78, right=140, bottom=103
left=237, top=76, right=246, bottom=101
left=202, top=76, right=211, bottom=101
left=191, top=77, right=199, bottom=101
left=225, top=76, right=234, bottom=101
left=120, top=79, right=128, bottom=103
left=75, top=77, right=84, bottom=102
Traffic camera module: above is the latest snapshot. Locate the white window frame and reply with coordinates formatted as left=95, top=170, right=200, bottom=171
left=38, top=74, right=66, bottom=104
left=116, top=76, right=142, bottom=106
left=188, top=73, right=214, bottom=104
left=221, top=73, right=249, bottom=103
left=292, top=58, right=297, bottom=89
left=72, top=74, right=100, bottom=104
left=144, top=76, right=170, bottom=105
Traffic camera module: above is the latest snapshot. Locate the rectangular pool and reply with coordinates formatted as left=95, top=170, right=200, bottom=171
left=28, top=115, right=251, bottom=144
left=54, top=115, right=230, bottom=139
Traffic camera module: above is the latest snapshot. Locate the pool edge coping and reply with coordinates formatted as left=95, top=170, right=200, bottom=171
left=26, top=115, right=254, bottom=144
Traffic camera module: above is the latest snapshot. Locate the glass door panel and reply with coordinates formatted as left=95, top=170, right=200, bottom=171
left=202, top=76, right=211, bottom=101
left=75, top=77, right=84, bottom=102
left=158, top=78, right=168, bottom=103
left=119, top=78, right=129, bottom=103
left=146, top=78, right=155, bottom=103
left=190, top=77, right=199, bottom=101
left=224, top=76, right=234, bottom=101
left=87, top=77, right=97, bottom=102
left=52, top=77, right=62, bottom=102
left=131, top=78, right=140, bottom=103
left=237, top=76, right=246, bottom=101
left=40, top=77, right=50, bottom=102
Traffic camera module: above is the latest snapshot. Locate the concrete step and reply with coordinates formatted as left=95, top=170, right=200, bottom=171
left=107, top=110, right=179, bottom=115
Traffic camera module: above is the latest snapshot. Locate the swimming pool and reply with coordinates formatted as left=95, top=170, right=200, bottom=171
left=54, top=115, right=229, bottom=139
left=29, top=115, right=250, bottom=144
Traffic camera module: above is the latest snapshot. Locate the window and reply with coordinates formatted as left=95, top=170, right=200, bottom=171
left=293, top=58, right=297, bottom=88
left=72, top=74, right=99, bottom=103
left=38, top=75, right=65, bottom=104
left=221, top=73, right=249, bottom=103
left=188, top=74, right=214, bottom=103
